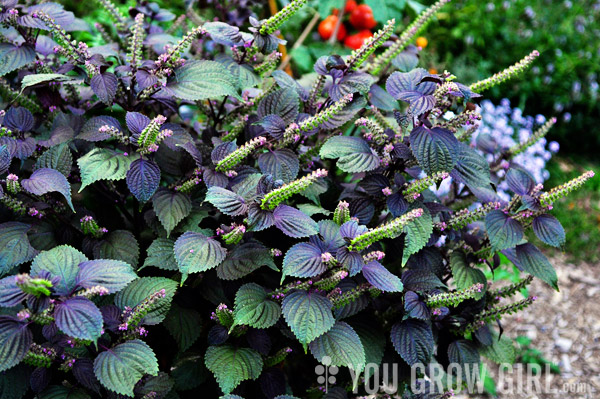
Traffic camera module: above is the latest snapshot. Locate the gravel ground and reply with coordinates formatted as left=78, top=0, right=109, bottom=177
left=463, top=254, right=600, bottom=399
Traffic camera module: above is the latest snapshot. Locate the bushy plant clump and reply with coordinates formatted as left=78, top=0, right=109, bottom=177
left=0, top=0, right=594, bottom=398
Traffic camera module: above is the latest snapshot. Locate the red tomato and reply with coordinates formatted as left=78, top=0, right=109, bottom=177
left=344, top=0, right=358, bottom=13
left=318, top=15, right=347, bottom=41
left=344, top=29, right=373, bottom=50
left=349, top=4, right=377, bottom=29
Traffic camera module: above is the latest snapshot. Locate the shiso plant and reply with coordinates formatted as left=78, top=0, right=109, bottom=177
left=0, top=0, right=595, bottom=398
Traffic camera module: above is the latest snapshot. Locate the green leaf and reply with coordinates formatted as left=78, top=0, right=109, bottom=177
left=450, top=251, right=487, bottom=300
left=410, top=126, right=459, bottom=174
left=38, top=385, right=91, bottom=399
left=217, top=241, right=277, bottom=280
left=451, top=143, right=493, bottom=192
left=479, top=333, right=516, bottom=364
left=35, top=143, right=73, bottom=177
left=232, top=283, right=281, bottom=329
left=205, top=345, right=263, bottom=394
left=93, top=340, right=159, bottom=397
left=0, top=365, right=29, bottom=399
left=76, top=259, right=137, bottom=294
left=365, top=0, right=407, bottom=27
left=351, top=319, right=385, bottom=379
left=77, top=148, right=135, bottom=191
left=171, top=355, right=208, bottom=390
left=0, top=222, right=37, bottom=276
left=0, top=316, right=32, bottom=372
left=169, top=60, right=242, bottom=101
left=515, top=243, right=558, bottom=291
left=164, top=304, right=202, bottom=352
left=152, top=189, right=192, bottom=237
left=205, top=186, right=248, bottom=216
left=115, top=277, right=178, bottom=325
left=93, top=230, right=139, bottom=268
left=142, top=238, right=178, bottom=271
left=30, top=244, right=87, bottom=295
left=402, top=205, right=433, bottom=264
left=174, top=231, right=227, bottom=283
left=281, top=290, right=335, bottom=347
left=0, top=44, right=35, bottom=77
left=390, top=319, right=434, bottom=366
left=320, top=136, right=380, bottom=173
left=309, top=321, right=366, bottom=373
left=21, top=73, right=77, bottom=91
left=485, top=210, right=524, bottom=252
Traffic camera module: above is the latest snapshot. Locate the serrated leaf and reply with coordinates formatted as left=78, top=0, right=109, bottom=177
left=404, top=291, right=430, bottom=320
left=217, top=241, right=277, bottom=280
left=321, top=96, right=367, bottom=129
left=273, top=205, right=319, bottom=238
left=282, top=242, right=326, bottom=281
left=114, top=277, right=178, bottom=325
left=362, top=261, right=403, bottom=292
left=30, top=245, right=87, bottom=295
left=480, top=333, right=515, bottom=364
left=203, top=22, right=243, bottom=46
left=21, top=168, right=74, bottom=211
left=143, top=238, right=178, bottom=271
left=390, top=319, right=434, bottom=366
left=329, top=72, right=374, bottom=102
left=78, top=116, right=121, bottom=142
left=77, top=148, right=135, bottom=191
left=168, top=60, right=242, bottom=101
left=164, top=304, right=202, bottom=352
left=401, top=269, right=445, bottom=292
left=93, top=230, right=140, bottom=268
left=55, top=297, right=103, bottom=341
left=205, top=345, right=263, bottom=394
left=0, top=145, right=10, bottom=175
left=152, top=189, right=192, bottom=236
left=205, top=187, right=248, bottom=216
left=126, top=158, right=161, bottom=202
left=35, top=143, right=73, bottom=177
left=386, top=68, right=436, bottom=115
left=402, top=205, right=433, bottom=264
left=93, top=340, right=159, bottom=397
left=0, top=365, right=29, bottom=399
left=532, top=214, right=565, bottom=248
left=257, top=149, right=299, bottom=183
left=485, top=210, right=524, bottom=251
left=0, top=222, right=37, bottom=276
left=21, top=73, right=77, bottom=91
left=506, top=168, right=535, bottom=196
left=0, top=44, right=35, bottom=77
left=447, top=340, right=480, bottom=379
left=174, top=232, right=227, bottom=283
left=37, top=386, right=90, bottom=399
left=515, top=243, right=558, bottom=290
left=281, top=290, right=335, bottom=346
left=0, top=316, right=31, bottom=372
left=392, top=50, right=419, bottom=72
left=309, top=321, right=365, bottom=372
left=76, top=259, right=137, bottom=294
left=320, top=136, right=380, bottom=173
left=451, top=143, right=493, bottom=193
left=0, top=276, right=27, bottom=308
left=351, top=319, right=385, bottom=379
left=450, top=251, right=487, bottom=300
left=233, top=283, right=281, bottom=329
left=410, top=126, right=459, bottom=174
left=257, top=87, right=299, bottom=125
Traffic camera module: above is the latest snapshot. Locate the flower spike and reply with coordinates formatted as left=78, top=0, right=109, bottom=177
left=259, top=0, right=308, bottom=35
left=128, top=14, right=146, bottom=68
left=508, top=117, right=556, bottom=156
left=470, top=50, right=540, bottom=93
left=346, top=19, right=396, bottom=70
left=539, top=170, right=595, bottom=209
left=261, top=169, right=328, bottom=210
left=215, top=136, right=267, bottom=172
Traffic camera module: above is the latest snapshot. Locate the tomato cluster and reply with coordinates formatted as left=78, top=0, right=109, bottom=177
left=318, top=0, right=377, bottom=49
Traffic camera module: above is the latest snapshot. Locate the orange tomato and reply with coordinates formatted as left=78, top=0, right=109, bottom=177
left=318, top=15, right=347, bottom=41
left=416, top=36, right=428, bottom=49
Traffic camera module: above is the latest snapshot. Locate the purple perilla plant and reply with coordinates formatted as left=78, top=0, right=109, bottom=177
left=0, top=0, right=595, bottom=398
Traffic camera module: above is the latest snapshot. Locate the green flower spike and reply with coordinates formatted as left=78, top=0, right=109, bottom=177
left=93, top=0, right=127, bottom=31
left=508, top=117, right=557, bottom=156
left=470, top=50, right=540, bottom=93
left=138, top=115, right=167, bottom=148
left=16, top=274, right=53, bottom=297
left=128, top=13, right=146, bottom=68
left=426, top=283, right=484, bottom=308
left=31, top=12, right=90, bottom=62
left=437, top=201, right=502, bottom=231
left=489, top=275, right=533, bottom=303
left=464, top=296, right=537, bottom=333
left=119, top=289, right=167, bottom=331
left=403, top=171, right=449, bottom=202
left=260, top=169, right=328, bottom=210
left=259, top=0, right=308, bottom=35
left=346, top=19, right=396, bottom=70
left=348, top=208, right=424, bottom=252
left=6, top=173, right=20, bottom=194
left=99, top=125, right=130, bottom=144
left=355, top=117, right=387, bottom=145
left=23, top=343, right=56, bottom=368
left=539, top=170, right=595, bottom=209
left=222, top=224, right=246, bottom=245
left=368, top=0, right=451, bottom=74
left=216, top=136, right=267, bottom=173
left=155, top=26, right=207, bottom=74
left=333, top=200, right=351, bottom=225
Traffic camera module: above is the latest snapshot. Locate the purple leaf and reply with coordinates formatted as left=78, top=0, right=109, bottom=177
left=21, top=168, right=74, bottom=211
left=78, top=115, right=121, bottom=142
left=386, top=68, right=437, bottom=115
left=410, top=126, right=459, bottom=174
left=211, top=141, right=237, bottom=164
left=126, top=111, right=151, bottom=138
left=506, top=168, right=535, bottom=195
left=55, top=297, right=103, bottom=341
left=30, top=367, right=51, bottom=393
left=515, top=243, right=558, bottom=290
left=257, top=87, right=299, bottom=124
left=362, top=261, right=403, bottom=292
left=0, top=275, right=27, bottom=307
left=205, top=186, right=248, bottom=216
left=336, top=247, right=364, bottom=276
left=532, top=214, right=565, bottom=248
left=91, top=72, right=118, bottom=105
left=0, top=145, right=11, bottom=175
left=255, top=114, right=287, bottom=139
left=404, top=291, right=430, bottom=320
left=248, top=204, right=275, bottom=231
left=282, top=242, right=326, bottom=281
left=390, top=319, right=434, bottom=366
left=4, top=107, right=34, bottom=132
left=257, top=149, right=299, bottom=183
left=0, top=316, right=33, bottom=372
left=273, top=205, right=318, bottom=238
left=126, top=158, right=161, bottom=202
left=73, top=358, right=102, bottom=394
left=0, top=44, right=36, bottom=77
left=21, top=3, right=75, bottom=30
left=484, top=210, right=524, bottom=251
left=339, top=220, right=368, bottom=240
left=76, top=259, right=137, bottom=293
